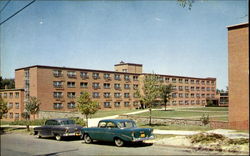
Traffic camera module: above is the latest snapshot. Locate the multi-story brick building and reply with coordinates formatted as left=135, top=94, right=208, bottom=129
left=1, top=62, right=216, bottom=121
left=228, top=22, right=249, bottom=130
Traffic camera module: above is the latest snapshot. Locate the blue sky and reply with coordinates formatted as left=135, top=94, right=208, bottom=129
left=0, top=0, right=248, bottom=90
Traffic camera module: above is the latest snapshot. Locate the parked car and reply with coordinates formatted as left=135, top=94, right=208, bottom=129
left=34, top=118, right=83, bottom=141
left=81, top=119, right=154, bottom=147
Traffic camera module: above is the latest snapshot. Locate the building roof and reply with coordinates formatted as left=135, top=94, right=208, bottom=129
left=15, top=65, right=216, bottom=80
left=114, top=62, right=143, bottom=67
left=0, top=88, right=24, bottom=92
left=227, top=22, right=249, bottom=30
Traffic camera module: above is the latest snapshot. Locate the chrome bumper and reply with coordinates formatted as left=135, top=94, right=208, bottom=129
left=132, top=135, right=154, bottom=142
left=63, top=132, right=82, bottom=137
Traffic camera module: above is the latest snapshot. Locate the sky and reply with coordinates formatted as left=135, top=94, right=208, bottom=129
left=0, top=0, right=248, bottom=90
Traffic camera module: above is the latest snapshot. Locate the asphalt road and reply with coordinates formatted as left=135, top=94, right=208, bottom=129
left=1, top=133, right=231, bottom=156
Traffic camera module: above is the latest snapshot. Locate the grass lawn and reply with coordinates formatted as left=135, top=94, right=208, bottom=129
left=90, top=109, right=141, bottom=118
left=137, top=122, right=212, bottom=131
left=134, top=110, right=228, bottom=119
left=177, top=107, right=228, bottom=112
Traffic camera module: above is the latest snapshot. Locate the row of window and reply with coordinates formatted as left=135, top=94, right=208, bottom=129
left=173, top=86, right=215, bottom=92
left=158, top=77, right=215, bottom=85
left=3, top=112, right=20, bottom=119
left=7, top=102, right=20, bottom=109
left=0, top=92, right=20, bottom=99
left=53, top=70, right=139, bottom=81
left=170, top=100, right=206, bottom=105
left=53, top=92, right=136, bottom=99
left=172, top=93, right=215, bottom=98
left=53, top=81, right=139, bottom=90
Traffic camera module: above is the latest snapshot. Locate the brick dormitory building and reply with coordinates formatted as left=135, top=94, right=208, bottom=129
left=1, top=62, right=217, bottom=121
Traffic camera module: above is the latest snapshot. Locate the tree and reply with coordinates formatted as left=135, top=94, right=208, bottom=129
left=22, top=96, right=40, bottom=131
left=0, top=97, right=8, bottom=119
left=159, top=84, right=173, bottom=111
left=177, top=0, right=194, bottom=10
left=0, top=77, right=15, bottom=89
left=137, top=74, right=161, bottom=125
left=77, top=92, right=99, bottom=127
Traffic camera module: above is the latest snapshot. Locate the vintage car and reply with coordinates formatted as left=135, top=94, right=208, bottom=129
left=34, top=118, right=83, bottom=141
left=81, top=119, right=154, bottom=147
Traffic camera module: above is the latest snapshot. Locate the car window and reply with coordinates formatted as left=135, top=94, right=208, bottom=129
left=60, top=120, right=75, bottom=125
left=117, top=121, right=137, bottom=129
left=98, top=121, right=107, bottom=128
left=106, top=122, right=116, bottom=128
left=45, top=120, right=53, bottom=125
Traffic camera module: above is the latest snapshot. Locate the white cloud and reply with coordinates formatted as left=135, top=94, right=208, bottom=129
left=154, top=17, right=162, bottom=21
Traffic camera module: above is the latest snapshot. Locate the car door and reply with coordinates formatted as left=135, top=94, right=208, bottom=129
left=102, top=121, right=117, bottom=141
left=41, top=120, right=53, bottom=136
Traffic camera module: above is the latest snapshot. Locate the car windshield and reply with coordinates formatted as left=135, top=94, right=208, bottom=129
left=60, top=120, right=75, bottom=125
left=117, top=121, right=137, bottom=129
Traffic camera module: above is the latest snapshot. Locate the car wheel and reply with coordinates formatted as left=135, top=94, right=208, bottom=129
left=114, top=138, right=124, bottom=147
left=36, top=132, right=41, bottom=138
left=84, top=134, right=92, bottom=144
left=55, top=134, right=62, bottom=141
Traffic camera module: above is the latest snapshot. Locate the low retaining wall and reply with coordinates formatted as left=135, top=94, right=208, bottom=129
left=39, top=111, right=84, bottom=119
left=119, top=115, right=229, bottom=129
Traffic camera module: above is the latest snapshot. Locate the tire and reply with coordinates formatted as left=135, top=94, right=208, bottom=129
left=55, top=134, right=62, bottom=141
left=84, top=134, right=92, bottom=144
left=114, top=138, right=124, bottom=147
left=36, top=132, right=41, bottom=138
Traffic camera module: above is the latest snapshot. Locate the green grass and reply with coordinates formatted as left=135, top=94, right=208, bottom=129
left=210, top=116, right=228, bottom=121
left=177, top=107, right=228, bottom=112
left=0, top=120, right=11, bottom=125
left=134, top=110, right=228, bottom=119
left=90, top=109, right=141, bottom=118
left=137, top=122, right=212, bottom=131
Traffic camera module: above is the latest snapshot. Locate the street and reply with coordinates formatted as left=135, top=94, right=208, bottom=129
left=1, top=133, right=233, bottom=156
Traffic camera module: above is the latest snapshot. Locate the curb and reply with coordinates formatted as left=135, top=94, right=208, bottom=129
left=153, top=143, right=249, bottom=154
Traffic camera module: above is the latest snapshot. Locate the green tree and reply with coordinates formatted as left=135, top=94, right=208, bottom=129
left=0, top=77, right=15, bottom=89
left=137, top=74, right=161, bottom=125
left=77, top=92, right=99, bottom=127
left=177, top=0, right=194, bottom=10
left=0, top=97, right=8, bottom=119
left=160, top=84, right=173, bottom=111
left=22, top=96, right=40, bottom=131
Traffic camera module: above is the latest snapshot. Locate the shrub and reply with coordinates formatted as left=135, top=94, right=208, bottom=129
left=225, top=138, right=249, bottom=145
left=69, top=117, right=86, bottom=127
left=188, top=133, right=226, bottom=144
left=200, top=114, right=209, bottom=125
left=9, top=119, right=46, bottom=126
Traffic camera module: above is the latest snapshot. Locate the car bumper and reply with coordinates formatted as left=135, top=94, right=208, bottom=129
left=63, top=132, right=82, bottom=137
left=132, top=135, right=155, bottom=142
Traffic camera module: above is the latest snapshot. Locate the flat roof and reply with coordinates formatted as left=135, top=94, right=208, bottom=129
left=114, top=63, right=143, bottom=66
left=227, top=22, right=249, bottom=30
left=15, top=65, right=216, bottom=80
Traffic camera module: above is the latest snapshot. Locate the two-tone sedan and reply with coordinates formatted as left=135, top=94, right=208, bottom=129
left=34, top=118, right=83, bottom=141
left=81, top=119, right=154, bottom=147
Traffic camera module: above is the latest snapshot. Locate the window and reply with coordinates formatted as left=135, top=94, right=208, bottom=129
left=211, top=87, right=215, bottom=91
left=191, top=86, right=194, bottom=91
left=196, top=80, right=200, bottom=84
left=3, top=93, right=7, bottom=98
left=53, top=81, right=63, bottom=88
left=211, top=94, right=215, bottom=98
left=15, top=113, right=19, bottom=119
left=158, top=77, right=164, bottom=82
left=206, top=81, right=210, bottom=84
left=201, top=94, right=205, bottom=98
left=67, top=92, right=76, bottom=98
left=80, top=82, right=88, bottom=88
left=103, top=73, right=111, bottom=80
left=172, top=78, right=176, bottom=83
left=124, top=102, right=130, bottom=107
left=15, top=103, right=19, bottom=109
left=53, top=92, right=63, bottom=98
left=114, top=93, right=121, bottom=98
left=191, top=100, right=195, bottom=105
left=191, top=80, right=195, bottom=84
left=92, top=83, right=100, bottom=89
left=211, top=81, right=215, bottom=85
left=53, top=70, right=63, bottom=77
left=196, top=87, right=200, bottom=91
left=8, top=103, right=13, bottom=109
left=9, top=112, right=13, bottom=119
left=104, top=83, right=111, bottom=89
left=80, top=72, right=89, bottom=79
left=67, top=102, right=76, bottom=109
left=115, top=102, right=120, bottom=107
left=92, top=73, right=100, bottom=79
left=172, top=101, right=177, bottom=105
left=114, top=74, right=121, bottom=80
left=206, top=87, right=210, bottom=91
left=104, top=92, right=111, bottom=98
left=104, top=102, right=111, bottom=108
left=201, top=87, right=205, bottom=91
left=202, top=100, right=206, bottom=104
left=185, top=100, right=189, bottom=105
left=165, top=77, right=170, bottom=83
left=9, top=93, right=13, bottom=98
left=179, top=101, right=183, bottom=105
left=201, top=80, right=205, bottom=85
left=178, top=79, right=183, bottom=83
left=133, top=101, right=139, bottom=106
left=185, top=86, right=189, bottom=90
left=196, top=100, right=200, bottom=104
left=133, top=84, right=138, bottom=90
left=172, top=93, right=177, bottom=98
left=54, top=103, right=63, bottom=109
left=191, top=94, right=194, bottom=98
left=185, top=93, right=189, bottom=98
left=25, top=69, right=30, bottom=78
left=179, top=86, right=183, bottom=91
left=124, top=93, right=130, bottom=98
left=206, top=94, right=210, bottom=98
left=133, top=76, right=138, bottom=81
left=92, top=92, right=100, bottom=98
left=114, top=84, right=121, bottom=90
left=124, top=84, right=130, bottom=89
left=122, top=69, right=128, bottom=72
left=179, top=93, right=183, bottom=98
left=185, top=79, right=189, bottom=84
left=67, top=82, right=75, bottom=88
left=67, top=71, right=76, bottom=78
left=172, top=86, right=177, bottom=90
left=133, top=93, right=139, bottom=98
left=196, top=94, right=200, bottom=98
left=124, top=75, right=130, bottom=81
